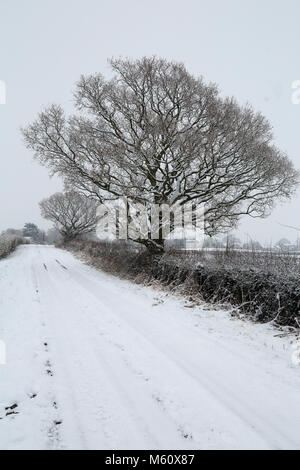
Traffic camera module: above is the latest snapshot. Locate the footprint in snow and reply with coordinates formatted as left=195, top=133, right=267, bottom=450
left=45, top=360, right=54, bottom=376
left=0, top=403, right=19, bottom=419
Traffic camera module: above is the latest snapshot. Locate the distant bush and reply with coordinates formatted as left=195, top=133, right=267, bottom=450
left=67, top=239, right=300, bottom=329
left=0, top=234, right=27, bottom=260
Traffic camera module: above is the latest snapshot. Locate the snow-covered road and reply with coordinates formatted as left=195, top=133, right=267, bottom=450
left=0, top=245, right=300, bottom=450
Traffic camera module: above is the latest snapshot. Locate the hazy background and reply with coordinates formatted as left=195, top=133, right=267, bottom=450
left=1, top=0, right=300, bottom=245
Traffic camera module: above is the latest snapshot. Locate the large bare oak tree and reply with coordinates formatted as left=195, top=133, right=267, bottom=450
left=40, top=191, right=98, bottom=243
left=23, top=57, right=299, bottom=252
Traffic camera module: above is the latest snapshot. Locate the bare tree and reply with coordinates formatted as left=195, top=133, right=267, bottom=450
left=40, top=191, right=98, bottom=243
left=275, top=238, right=292, bottom=251
left=23, top=57, right=299, bottom=252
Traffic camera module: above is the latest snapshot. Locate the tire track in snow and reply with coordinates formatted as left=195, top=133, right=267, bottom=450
left=2, top=245, right=300, bottom=450
left=58, top=254, right=300, bottom=450
left=29, top=250, right=64, bottom=450
left=40, top=252, right=189, bottom=449
left=44, top=252, right=272, bottom=449
left=31, top=250, right=88, bottom=450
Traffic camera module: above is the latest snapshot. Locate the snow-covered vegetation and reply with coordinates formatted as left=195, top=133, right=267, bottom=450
left=0, top=234, right=26, bottom=260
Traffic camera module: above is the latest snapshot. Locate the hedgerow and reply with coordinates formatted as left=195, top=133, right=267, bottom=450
left=0, top=234, right=27, bottom=259
left=66, top=239, right=300, bottom=328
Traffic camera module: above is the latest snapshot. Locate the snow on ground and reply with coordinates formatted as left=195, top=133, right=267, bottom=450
left=0, top=245, right=300, bottom=450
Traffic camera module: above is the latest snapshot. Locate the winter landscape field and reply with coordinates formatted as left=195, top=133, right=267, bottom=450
left=1, top=0, right=300, bottom=454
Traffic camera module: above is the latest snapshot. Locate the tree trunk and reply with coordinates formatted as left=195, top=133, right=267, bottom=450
left=143, top=238, right=165, bottom=255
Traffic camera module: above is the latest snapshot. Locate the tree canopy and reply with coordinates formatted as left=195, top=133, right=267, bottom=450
left=23, top=57, right=299, bottom=251
left=39, top=191, right=98, bottom=243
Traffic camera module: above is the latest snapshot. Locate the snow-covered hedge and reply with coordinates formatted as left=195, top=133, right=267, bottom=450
left=67, top=240, right=300, bottom=329
left=194, top=264, right=300, bottom=328
left=0, top=234, right=26, bottom=260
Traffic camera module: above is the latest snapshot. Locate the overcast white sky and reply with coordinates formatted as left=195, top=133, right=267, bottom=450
left=1, top=0, right=300, bottom=244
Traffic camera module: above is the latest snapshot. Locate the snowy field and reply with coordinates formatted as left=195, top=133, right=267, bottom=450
left=0, top=245, right=300, bottom=450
